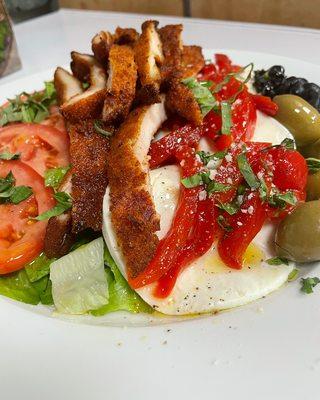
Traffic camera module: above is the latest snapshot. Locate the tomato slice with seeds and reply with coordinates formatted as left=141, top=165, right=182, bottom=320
left=0, top=160, right=55, bottom=274
left=0, top=123, right=70, bottom=176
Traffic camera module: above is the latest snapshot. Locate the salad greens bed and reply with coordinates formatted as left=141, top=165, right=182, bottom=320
left=0, top=236, right=153, bottom=316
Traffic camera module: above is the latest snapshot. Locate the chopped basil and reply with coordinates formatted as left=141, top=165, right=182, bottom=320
left=35, top=192, right=72, bottom=221
left=0, top=151, right=20, bottom=160
left=207, top=181, right=231, bottom=195
left=0, top=171, right=32, bottom=204
left=212, top=63, right=254, bottom=94
left=266, top=257, right=289, bottom=266
left=181, top=173, right=205, bottom=188
left=288, top=268, right=299, bottom=282
left=237, top=184, right=247, bottom=195
left=237, top=152, right=260, bottom=189
left=197, top=150, right=226, bottom=166
left=306, top=158, right=320, bottom=174
left=221, top=101, right=232, bottom=135
left=258, top=176, right=268, bottom=202
left=262, top=138, right=295, bottom=153
left=0, top=81, right=57, bottom=126
left=301, top=277, right=320, bottom=294
left=217, top=201, right=239, bottom=215
left=217, top=215, right=233, bottom=232
left=44, top=165, right=71, bottom=191
left=181, top=77, right=218, bottom=116
left=94, top=119, right=112, bottom=137
left=268, top=191, right=297, bottom=209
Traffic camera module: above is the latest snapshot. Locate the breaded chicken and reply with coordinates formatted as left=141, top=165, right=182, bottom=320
left=180, top=45, right=205, bottom=78
left=69, top=121, right=110, bottom=233
left=134, top=20, right=164, bottom=105
left=102, top=44, right=137, bottom=124
left=91, top=31, right=113, bottom=66
left=60, top=53, right=107, bottom=121
left=107, top=98, right=167, bottom=279
left=113, top=27, right=139, bottom=46
left=165, top=79, right=203, bottom=125
left=159, top=24, right=183, bottom=83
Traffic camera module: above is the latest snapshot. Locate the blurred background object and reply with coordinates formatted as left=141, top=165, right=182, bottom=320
left=5, top=0, right=58, bottom=23
left=59, top=0, right=320, bottom=29
left=0, top=1, right=21, bottom=76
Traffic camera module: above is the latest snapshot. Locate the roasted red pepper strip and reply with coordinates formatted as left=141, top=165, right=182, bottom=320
left=154, top=197, right=218, bottom=298
left=149, top=125, right=203, bottom=169
left=252, top=94, right=278, bottom=116
left=218, top=193, right=268, bottom=270
left=130, top=146, right=203, bottom=289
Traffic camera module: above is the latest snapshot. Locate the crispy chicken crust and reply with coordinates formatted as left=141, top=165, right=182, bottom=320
left=91, top=31, right=113, bottom=66
left=107, top=100, right=167, bottom=279
left=114, top=27, right=139, bottom=46
left=165, top=79, right=203, bottom=125
left=69, top=121, right=110, bottom=233
left=102, top=44, right=137, bottom=124
left=181, top=45, right=205, bottom=78
left=134, top=20, right=164, bottom=105
left=159, top=24, right=183, bottom=82
left=61, top=53, right=107, bottom=122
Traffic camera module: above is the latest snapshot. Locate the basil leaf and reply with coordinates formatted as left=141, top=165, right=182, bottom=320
left=181, top=77, right=217, bottom=116
left=237, top=152, right=260, bottom=189
left=207, top=181, right=232, bottom=194
left=9, top=186, right=33, bottom=204
left=217, top=215, right=233, bottom=232
left=0, top=151, right=20, bottom=160
left=258, top=176, right=268, bottom=202
left=94, top=119, right=112, bottom=137
left=221, top=101, right=232, bottom=135
left=266, top=257, right=289, bottom=266
left=301, top=277, right=320, bottom=294
left=280, top=138, right=295, bottom=150
left=269, top=191, right=297, bottom=209
left=197, top=150, right=226, bottom=166
left=306, top=158, right=320, bottom=174
left=35, top=192, right=72, bottom=221
left=0, top=171, right=14, bottom=192
left=217, top=201, right=239, bottom=215
left=44, top=165, right=71, bottom=191
left=181, top=173, right=204, bottom=188
left=288, top=268, right=299, bottom=282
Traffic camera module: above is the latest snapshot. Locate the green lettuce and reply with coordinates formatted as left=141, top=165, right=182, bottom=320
left=91, top=247, right=153, bottom=316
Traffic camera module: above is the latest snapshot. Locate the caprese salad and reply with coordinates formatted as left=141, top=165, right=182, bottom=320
left=0, top=20, right=319, bottom=318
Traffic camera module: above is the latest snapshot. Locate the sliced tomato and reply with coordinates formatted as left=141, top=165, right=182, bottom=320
left=0, top=123, right=70, bottom=176
left=0, top=160, right=55, bottom=274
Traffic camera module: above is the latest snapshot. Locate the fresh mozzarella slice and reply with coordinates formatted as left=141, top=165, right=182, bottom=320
left=102, top=109, right=294, bottom=316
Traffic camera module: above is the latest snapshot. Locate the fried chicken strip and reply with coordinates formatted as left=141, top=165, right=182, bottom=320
left=102, top=44, right=137, bottom=124
left=159, top=24, right=183, bottom=83
left=114, top=27, right=139, bottom=46
left=134, top=20, right=164, bottom=105
left=91, top=31, right=113, bottom=66
left=180, top=45, right=205, bottom=78
left=60, top=53, right=107, bottom=121
left=107, top=98, right=167, bottom=279
left=54, top=67, right=83, bottom=106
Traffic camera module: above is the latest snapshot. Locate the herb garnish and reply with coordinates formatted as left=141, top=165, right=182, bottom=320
left=268, top=191, right=297, bottom=209
left=262, top=138, right=295, bottom=152
left=221, top=101, right=232, bottom=135
left=306, top=158, right=320, bottom=174
left=301, top=277, right=320, bottom=294
left=197, top=150, right=226, bottom=166
left=0, top=171, right=33, bottom=204
left=181, top=77, right=218, bottom=116
left=35, top=192, right=72, bottom=221
left=217, top=201, right=239, bottom=215
left=237, top=151, right=260, bottom=189
left=94, top=120, right=112, bottom=137
left=217, top=215, right=233, bottom=232
left=266, top=257, right=289, bottom=266
left=288, top=268, right=299, bottom=282
left=0, top=151, right=20, bottom=160
left=0, top=81, right=56, bottom=126
left=44, top=165, right=71, bottom=191
left=181, top=172, right=231, bottom=195
left=212, top=63, right=254, bottom=94
left=207, top=181, right=231, bottom=195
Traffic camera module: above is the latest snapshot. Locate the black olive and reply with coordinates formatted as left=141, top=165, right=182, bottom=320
left=261, top=82, right=276, bottom=97
left=268, top=65, right=285, bottom=85
left=288, top=78, right=308, bottom=96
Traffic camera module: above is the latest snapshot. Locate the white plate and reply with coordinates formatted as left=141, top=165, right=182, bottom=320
left=0, top=50, right=319, bottom=400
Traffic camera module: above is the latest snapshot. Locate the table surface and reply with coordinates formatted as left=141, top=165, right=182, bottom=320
left=3, top=7, right=320, bottom=86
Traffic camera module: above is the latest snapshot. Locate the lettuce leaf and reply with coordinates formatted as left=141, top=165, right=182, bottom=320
left=25, top=252, right=54, bottom=282
left=92, top=246, right=153, bottom=316
left=0, top=269, right=53, bottom=305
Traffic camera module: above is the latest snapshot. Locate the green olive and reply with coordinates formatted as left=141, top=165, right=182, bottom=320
left=306, top=171, right=320, bottom=201
left=275, top=200, right=320, bottom=262
left=273, top=95, right=320, bottom=147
